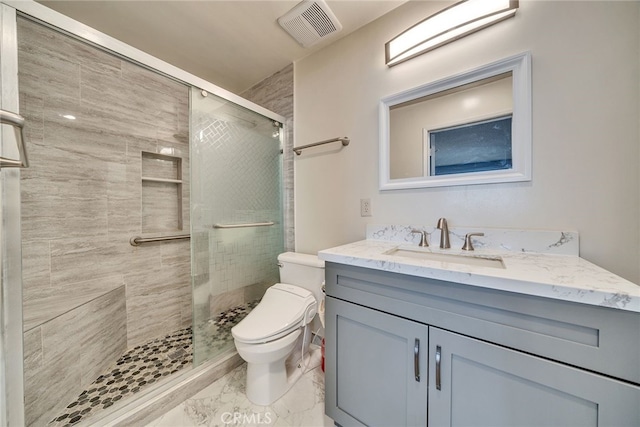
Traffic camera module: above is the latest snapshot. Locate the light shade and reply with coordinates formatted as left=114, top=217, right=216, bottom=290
left=386, top=0, right=519, bottom=66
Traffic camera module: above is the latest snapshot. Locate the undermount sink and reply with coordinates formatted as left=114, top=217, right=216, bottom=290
left=385, top=246, right=505, bottom=269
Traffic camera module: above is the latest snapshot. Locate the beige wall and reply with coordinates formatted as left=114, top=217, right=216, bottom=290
left=294, top=0, right=640, bottom=283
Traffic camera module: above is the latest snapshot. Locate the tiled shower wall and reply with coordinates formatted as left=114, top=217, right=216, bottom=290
left=242, top=64, right=294, bottom=251
left=17, top=17, right=191, bottom=425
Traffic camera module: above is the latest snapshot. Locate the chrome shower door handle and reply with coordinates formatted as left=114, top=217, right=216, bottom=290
left=0, top=109, right=28, bottom=168
left=435, top=345, right=442, bottom=390
left=414, top=338, right=420, bottom=382
left=213, top=221, right=274, bottom=229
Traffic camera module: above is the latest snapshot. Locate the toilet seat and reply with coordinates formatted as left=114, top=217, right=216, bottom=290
left=231, top=283, right=317, bottom=344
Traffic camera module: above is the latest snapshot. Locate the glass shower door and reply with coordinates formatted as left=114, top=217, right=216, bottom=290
left=190, top=88, right=284, bottom=366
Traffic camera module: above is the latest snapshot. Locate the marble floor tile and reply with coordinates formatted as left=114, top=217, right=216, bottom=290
left=147, top=347, right=334, bottom=427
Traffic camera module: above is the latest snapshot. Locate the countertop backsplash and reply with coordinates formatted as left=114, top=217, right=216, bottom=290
left=366, top=224, right=579, bottom=256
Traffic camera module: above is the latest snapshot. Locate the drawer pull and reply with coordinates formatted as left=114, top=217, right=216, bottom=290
left=414, top=338, right=420, bottom=382
left=435, top=345, right=442, bottom=390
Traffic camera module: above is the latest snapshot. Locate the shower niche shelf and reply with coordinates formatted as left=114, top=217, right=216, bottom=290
left=141, top=151, right=183, bottom=232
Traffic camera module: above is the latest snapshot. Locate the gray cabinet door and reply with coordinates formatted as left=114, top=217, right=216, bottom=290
left=325, top=297, right=428, bottom=426
left=429, top=327, right=640, bottom=427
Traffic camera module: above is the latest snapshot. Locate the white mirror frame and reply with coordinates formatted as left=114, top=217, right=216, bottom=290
left=379, top=51, right=532, bottom=190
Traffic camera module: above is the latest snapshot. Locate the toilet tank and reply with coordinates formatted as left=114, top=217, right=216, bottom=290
left=277, top=252, right=325, bottom=303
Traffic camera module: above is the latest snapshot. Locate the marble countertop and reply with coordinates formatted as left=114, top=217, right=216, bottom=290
left=318, top=226, right=640, bottom=313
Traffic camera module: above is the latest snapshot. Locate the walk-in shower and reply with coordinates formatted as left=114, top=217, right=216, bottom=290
left=4, top=6, right=287, bottom=426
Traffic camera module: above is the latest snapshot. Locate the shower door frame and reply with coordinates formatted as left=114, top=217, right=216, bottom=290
left=0, top=5, right=25, bottom=425
left=0, top=0, right=286, bottom=423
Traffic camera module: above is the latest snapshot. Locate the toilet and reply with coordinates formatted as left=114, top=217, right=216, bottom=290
left=231, top=252, right=325, bottom=405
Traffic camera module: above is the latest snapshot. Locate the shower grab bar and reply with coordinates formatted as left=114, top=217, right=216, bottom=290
left=0, top=109, right=29, bottom=168
left=213, top=221, right=275, bottom=229
left=293, top=137, right=349, bottom=155
left=129, top=234, right=190, bottom=246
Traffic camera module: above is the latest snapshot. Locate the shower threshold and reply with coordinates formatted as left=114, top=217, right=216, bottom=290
left=48, top=301, right=257, bottom=427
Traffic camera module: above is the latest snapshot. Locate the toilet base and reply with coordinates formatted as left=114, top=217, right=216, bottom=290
left=246, top=359, right=288, bottom=406
left=242, top=330, right=317, bottom=406
left=245, top=344, right=322, bottom=406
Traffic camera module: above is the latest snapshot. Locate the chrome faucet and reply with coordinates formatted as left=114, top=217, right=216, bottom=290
left=436, top=218, right=450, bottom=249
left=411, top=229, right=429, bottom=247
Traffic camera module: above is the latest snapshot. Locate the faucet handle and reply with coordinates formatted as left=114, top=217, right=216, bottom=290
left=462, top=233, right=485, bottom=251
left=411, top=229, right=429, bottom=247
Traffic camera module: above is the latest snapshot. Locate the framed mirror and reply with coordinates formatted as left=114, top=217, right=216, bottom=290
left=379, top=52, right=531, bottom=190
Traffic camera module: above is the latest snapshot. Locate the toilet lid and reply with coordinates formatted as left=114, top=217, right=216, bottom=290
left=231, top=284, right=316, bottom=344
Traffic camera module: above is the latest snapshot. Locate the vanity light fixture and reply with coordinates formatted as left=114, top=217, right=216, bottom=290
left=385, top=0, right=519, bottom=66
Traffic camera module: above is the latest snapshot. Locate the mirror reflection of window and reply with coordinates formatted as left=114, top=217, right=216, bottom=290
left=389, top=73, right=513, bottom=180
left=428, top=115, right=512, bottom=176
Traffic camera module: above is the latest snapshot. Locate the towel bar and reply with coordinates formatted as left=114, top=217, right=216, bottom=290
left=293, top=137, right=349, bottom=155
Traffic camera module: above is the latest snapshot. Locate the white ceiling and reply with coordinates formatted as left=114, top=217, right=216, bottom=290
left=37, top=0, right=406, bottom=94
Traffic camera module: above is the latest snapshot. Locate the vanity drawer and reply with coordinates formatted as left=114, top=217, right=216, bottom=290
left=325, top=262, right=640, bottom=385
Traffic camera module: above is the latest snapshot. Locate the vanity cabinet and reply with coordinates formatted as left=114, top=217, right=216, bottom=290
left=327, top=297, right=428, bottom=426
left=429, top=327, right=638, bottom=427
left=324, top=262, right=640, bottom=427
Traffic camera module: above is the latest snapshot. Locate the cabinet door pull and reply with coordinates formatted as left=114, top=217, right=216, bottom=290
left=414, top=338, right=420, bottom=382
left=435, top=345, right=442, bottom=390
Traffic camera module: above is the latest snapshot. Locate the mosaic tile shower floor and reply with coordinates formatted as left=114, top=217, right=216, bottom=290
left=49, top=301, right=258, bottom=427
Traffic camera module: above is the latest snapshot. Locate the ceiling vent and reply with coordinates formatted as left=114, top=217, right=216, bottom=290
left=278, top=0, right=343, bottom=48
